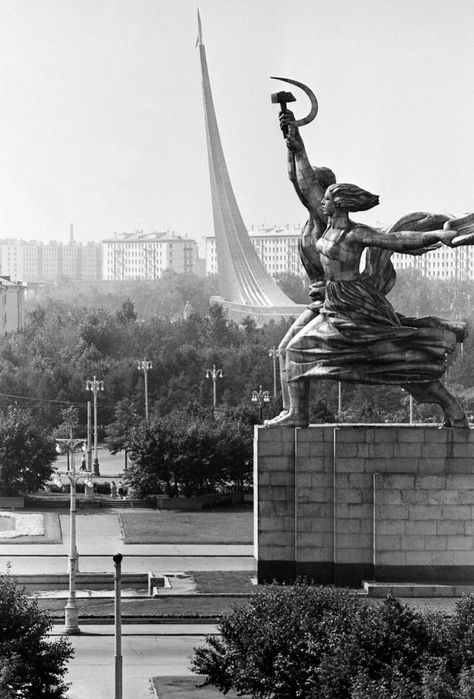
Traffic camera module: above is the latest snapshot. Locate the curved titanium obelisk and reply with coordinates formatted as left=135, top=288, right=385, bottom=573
left=197, top=12, right=304, bottom=323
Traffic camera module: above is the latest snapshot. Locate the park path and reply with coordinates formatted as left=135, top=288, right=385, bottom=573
left=0, top=510, right=253, bottom=574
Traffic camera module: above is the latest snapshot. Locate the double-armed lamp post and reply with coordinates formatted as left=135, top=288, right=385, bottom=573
left=205, top=364, right=223, bottom=414
left=251, top=385, right=270, bottom=423
left=137, top=358, right=152, bottom=421
left=85, top=376, right=104, bottom=476
left=56, top=432, right=89, bottom=635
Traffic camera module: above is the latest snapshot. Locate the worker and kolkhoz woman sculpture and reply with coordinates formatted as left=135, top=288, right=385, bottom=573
left=266, top=77, right=474, bottom=429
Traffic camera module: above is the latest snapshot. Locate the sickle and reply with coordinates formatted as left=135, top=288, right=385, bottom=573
left=270, top=76, right=318, bottom=127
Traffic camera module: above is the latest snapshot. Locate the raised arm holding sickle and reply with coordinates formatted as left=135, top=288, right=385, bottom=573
left=267, top=78, right=474, bottom=429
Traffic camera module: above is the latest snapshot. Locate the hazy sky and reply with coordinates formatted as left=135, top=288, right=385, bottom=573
left=0, top=0, right=473, bottom=248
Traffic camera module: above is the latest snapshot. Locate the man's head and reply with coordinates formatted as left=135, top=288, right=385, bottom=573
left=313, top=166, right=336, bottom=191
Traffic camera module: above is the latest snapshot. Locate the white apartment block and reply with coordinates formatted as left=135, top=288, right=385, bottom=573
left=392, top=245, right=474, bottom=280
left=206, top=225, right=474, bottom=283
left=102, top=230, right=199, bottom=280
left=0, top=240, right=102, bottom=282
left=205, top=225, right=302, bottom=276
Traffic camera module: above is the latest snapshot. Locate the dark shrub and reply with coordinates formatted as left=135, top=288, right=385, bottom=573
left=191, top=583, right=474, bottom=699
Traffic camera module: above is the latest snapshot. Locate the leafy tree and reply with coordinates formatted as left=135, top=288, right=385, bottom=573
left=0, top=407, right=57, bottom=496
left=126, top=411, right=252, bottom=498
left=115, top=299, right=137, bottom=324
left=275, top=272, right=309, bottom=304
left=105, top=398, right=142, bottom=454
left=0, top=572, right=73, bottom=698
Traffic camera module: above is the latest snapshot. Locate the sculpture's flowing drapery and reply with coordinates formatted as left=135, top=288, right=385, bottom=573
left=287, top=277, right=458, bottom=384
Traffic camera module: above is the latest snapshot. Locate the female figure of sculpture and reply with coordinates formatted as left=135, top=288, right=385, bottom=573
left=266, top=183, right=473, bottom=428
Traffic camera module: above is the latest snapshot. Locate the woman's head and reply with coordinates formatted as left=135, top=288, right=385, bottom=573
left=326, top=183, right=379, bottom=212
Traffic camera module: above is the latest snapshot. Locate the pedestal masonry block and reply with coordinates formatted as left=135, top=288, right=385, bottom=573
left=254, top=424, right=474, bottom=586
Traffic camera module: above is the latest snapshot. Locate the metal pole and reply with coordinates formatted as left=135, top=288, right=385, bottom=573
left=212, top=376, right=217, bottom=409
left=92, top=388, right=100, bottom=476
left=409, top=395, right=414, bottom=424
left=272, top=353, right=277, bottom=398
left=113, top=553, right=123, bottom=699
left=144, top=365, right=149, bottom=421
left=338, top=382, right=342, bottom=419
left=93, top=391, right=98, bottom=464
left=268, top=346, right=278, bottom=398
left=87, top=400, right=92, bottom=471
left=64, top=434, right=80, bottom=635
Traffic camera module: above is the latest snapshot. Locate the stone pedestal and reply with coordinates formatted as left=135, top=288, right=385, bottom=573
left=254, top=424, right=474, bottom=587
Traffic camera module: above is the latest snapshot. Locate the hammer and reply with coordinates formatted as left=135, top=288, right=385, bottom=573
left=271, top=90, right=296, bottom=137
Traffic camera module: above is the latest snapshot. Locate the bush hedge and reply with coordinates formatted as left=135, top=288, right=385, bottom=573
left=191, top=583, right=474, bottom=698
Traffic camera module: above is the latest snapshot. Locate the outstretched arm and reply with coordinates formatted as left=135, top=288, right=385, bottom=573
left=351, top=223, right=461, bottom=252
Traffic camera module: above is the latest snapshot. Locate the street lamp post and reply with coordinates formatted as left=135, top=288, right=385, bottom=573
left=85, top=376, right=104, bottom=477
left=137, top=358, right=153, bottom=421
left=56, top=432, right=89, bottom=635
left=268, top=346, right=278, bottom=398
left=251, top=385, right=270, bottom=423
left=205, top=365, right=223, bottom=413
left=113, top=553, right=123, bottom=699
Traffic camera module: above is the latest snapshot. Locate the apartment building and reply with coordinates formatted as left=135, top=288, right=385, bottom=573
left=0, top=276, right=25, bottom=334
left=102, top=230, right=199, bottom=280
left=205, top=225, right=302, bottom=276
left=0, top=239, right=102, bottom=282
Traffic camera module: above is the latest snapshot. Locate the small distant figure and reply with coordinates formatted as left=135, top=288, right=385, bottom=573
left=118, top=482, right=124, bottom=500
left=110, top=481, right=117, bottom=498
left=183, top=300, right=193, bottom=320
left=84, top=475, right=94, bottom=499
left=80, top=454, right=87, bottom=471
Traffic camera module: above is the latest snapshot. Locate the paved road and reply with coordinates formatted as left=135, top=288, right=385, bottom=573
left=55, top=446, right=127, bottom=479
left=49, top=624, right=216, bottom=699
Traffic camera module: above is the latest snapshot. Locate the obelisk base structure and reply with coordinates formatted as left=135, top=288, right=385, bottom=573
left=211, top=296, right=306, bottom=325
left=254, top=424, right=474, bottom=587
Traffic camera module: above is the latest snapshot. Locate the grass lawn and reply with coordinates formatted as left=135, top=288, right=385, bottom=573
left=36, top=570, right=256, bottom=619
left=152, top=676, right=252, bottom=698
left=193, top=571, right=255, bottom=594
left=38, top=595, right=248, bottom=619
left=119, top=507, right=253, bottom=544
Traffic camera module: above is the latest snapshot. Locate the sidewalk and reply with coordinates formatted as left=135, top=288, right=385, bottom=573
left=55, top=446, right=127, bottom=479
left=0, top=511, right=253, bottom=574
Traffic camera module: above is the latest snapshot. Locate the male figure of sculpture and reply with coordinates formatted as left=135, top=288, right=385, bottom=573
left=267, top=85, right=474, bottom=429
left=275, top=108, right=336, bottom=414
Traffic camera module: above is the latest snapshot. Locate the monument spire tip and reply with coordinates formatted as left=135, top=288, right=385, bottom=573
left=196, top=8, right=203, bottom=47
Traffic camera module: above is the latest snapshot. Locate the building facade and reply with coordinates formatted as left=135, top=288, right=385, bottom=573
left=0, top=239, right=102, bottom=282
left=206, top=227, right=474, bottom=283
left=102, top=230, right=199, bottom=280
left=0, top=276, right=26, bottom=334
left=205, top=225, right=302, bottom=277
left=392, top=245, right=474, bottom=280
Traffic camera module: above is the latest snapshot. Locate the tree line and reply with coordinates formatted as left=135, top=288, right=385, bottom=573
left=0, top=268, right=474, bottom=498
